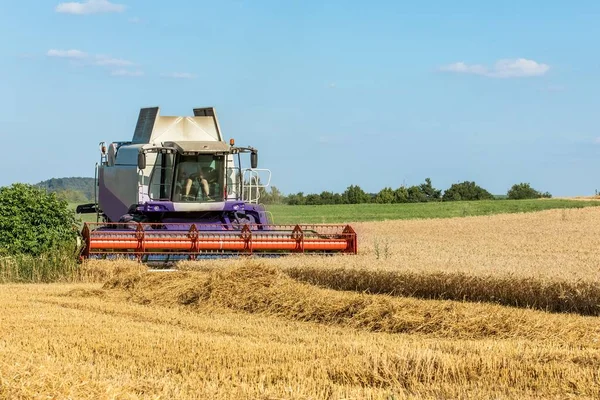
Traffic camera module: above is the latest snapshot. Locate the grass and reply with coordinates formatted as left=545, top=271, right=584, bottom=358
left=0, top=249, right=79, bottom=284
left=265, top=198, right=600, bottom=224
left=70, top=199, right=600, bottom=226
left=69, top=202, right=97, bottom=224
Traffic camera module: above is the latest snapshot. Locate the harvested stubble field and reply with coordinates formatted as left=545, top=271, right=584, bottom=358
left=2, top=207, right=600, bottom=399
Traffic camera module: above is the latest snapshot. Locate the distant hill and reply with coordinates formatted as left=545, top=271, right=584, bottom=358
left=36, top=177, right=95, bottom=203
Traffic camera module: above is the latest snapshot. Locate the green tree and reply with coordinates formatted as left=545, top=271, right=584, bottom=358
left=507, top=183, right=550, bottom=200
left=0, top=184, right=77, bottom=256
left=393, top=186, right=409, bottom=203
left=259, top=186, right=284, bottom=205
left=419, top=178, right=442, bottom=201
left=286, top=192, right=306, bottom=205
left=56, top=189, right=88, bottom=203
left=375, top=187, right=395, bottom=204
left=407, top=186, right=427, bottom=203
left=319, top=191, right=335, bottom=205
left=442, top=181, right=494, bottom=201
left=36, top=177, right=95, bottom=201
left=305, top=194, right=322, bottom=205
left=332, top=193, right=346, bottom=204
left=343, top=185, right=370, bottom=204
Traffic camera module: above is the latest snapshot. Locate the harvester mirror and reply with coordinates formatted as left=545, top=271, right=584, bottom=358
left=137, top=152, right=146, bottom=170
left=251, top=151, right=258, bottom=169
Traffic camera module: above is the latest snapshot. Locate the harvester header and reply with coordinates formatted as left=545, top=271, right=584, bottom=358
left=77, top=106, right=357, bottom=262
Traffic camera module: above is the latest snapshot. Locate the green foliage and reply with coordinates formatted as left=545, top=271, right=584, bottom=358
left=318, top=191, right=335, bottom=204
left=286, top=192, right=307, bottom=205
left=259, top=186, right=284, bottom=205
left=443, top=181, right=494, bottom=202
left=419, top=178, right=442, bottom=201
left=0, top=247, right=78, bottom=283
left=507, top=183, right=552, bottom=200
left=331, top=193, right=345, bottom=204
left=305, top=194, right=322, bottom=205
left=0, top=184, right=77, bottom=256
left=375, top=187, right=395, bottom=204
left=266, top=199, right=600, bottom=224
left=56, top=189, right=89, bottom=203
left=281, top=178, right=442, bottom=205
left=36, top=177, right=95, bottom=201
left=406, top=186, right=428, bottom=203
left=391, top=179, right=441, bottom=204
left=343, top=185, right=370, bottom=204
left=394, top=187, right=409, bottom=203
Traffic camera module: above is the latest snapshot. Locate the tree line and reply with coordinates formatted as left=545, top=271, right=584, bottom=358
left=260, top=179, right=552, bottom=205
left=36, top=177, right=96, bottom=203
left=32, top=176, right=552, bottom=206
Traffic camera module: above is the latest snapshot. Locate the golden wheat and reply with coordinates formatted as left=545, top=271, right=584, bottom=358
left=177, top=207, right=600, bottom=282
left=2, top=208, right=600, bottom=399
left=1, top=264, right=600, bottom=399
left=176, top=207, right=600, bottom=313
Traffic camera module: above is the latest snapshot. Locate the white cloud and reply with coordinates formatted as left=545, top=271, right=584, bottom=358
left=594, top=137, right=600, bottom=145
left=161, top=72, right=197, bottom=79
left=440, top=58, right=550, bottom=78
left=111, top=69, right=144, bottom=77
left=128, top=16, right=142, bottom=23
left=56, top=0, right=126, bottom=15
left=439, top=62, right=487, bottom=75
left=490, top=59, right=550, bottom=78
left=95, top=55, right=134, bottom=67
left=47, top=49, right=88, bottom=59
left=47, top=49, right=138, bottom=75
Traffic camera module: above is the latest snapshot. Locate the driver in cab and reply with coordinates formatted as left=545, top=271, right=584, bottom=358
left=184, top=166, right=212, bottom=201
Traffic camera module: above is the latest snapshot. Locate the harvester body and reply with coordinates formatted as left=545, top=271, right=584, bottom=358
left=78, top=107, right=357, bottom=262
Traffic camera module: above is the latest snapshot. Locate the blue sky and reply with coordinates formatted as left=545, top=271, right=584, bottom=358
left=1, top=0, right=599, bottom=196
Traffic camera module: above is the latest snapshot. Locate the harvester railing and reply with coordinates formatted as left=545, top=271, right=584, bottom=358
left=241, top=169, right=271, bottom=204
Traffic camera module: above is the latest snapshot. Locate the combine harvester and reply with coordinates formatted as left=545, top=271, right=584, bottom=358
left=77, top=107, right=357, bottom=263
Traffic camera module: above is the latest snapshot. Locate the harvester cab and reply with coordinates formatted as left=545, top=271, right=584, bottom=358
left=77, top=107, right=357, bottom=262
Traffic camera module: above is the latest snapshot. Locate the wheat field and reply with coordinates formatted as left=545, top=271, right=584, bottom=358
left=2, top=207, right=600, bottom=399
left=179, top=207, right=600, bottom=282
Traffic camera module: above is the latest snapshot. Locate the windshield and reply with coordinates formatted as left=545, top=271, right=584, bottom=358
left=173, top=154, right=225, bottom=202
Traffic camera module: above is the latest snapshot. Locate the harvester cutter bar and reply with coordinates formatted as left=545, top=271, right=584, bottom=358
left=81, top=222, right=357, bottom=261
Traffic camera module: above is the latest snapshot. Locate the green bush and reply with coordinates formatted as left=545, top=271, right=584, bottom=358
left=393, top=186, right=409, bottom=203
left=507, top=183, right=551, bottom=200
left=389, top=179, right=441, bottom=204
left=305, top=194, right=323, bottom=205
left=419, top=178, right=442, bottom=201
left=343, top=185, right=370, bottom=204
left=0, top=183, right=77, bottom=256
left=375, top=187, right=395, bottom=204
left=406, top=186, right=428, bottom=203
left=443, top=181, right=494, bottom=201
